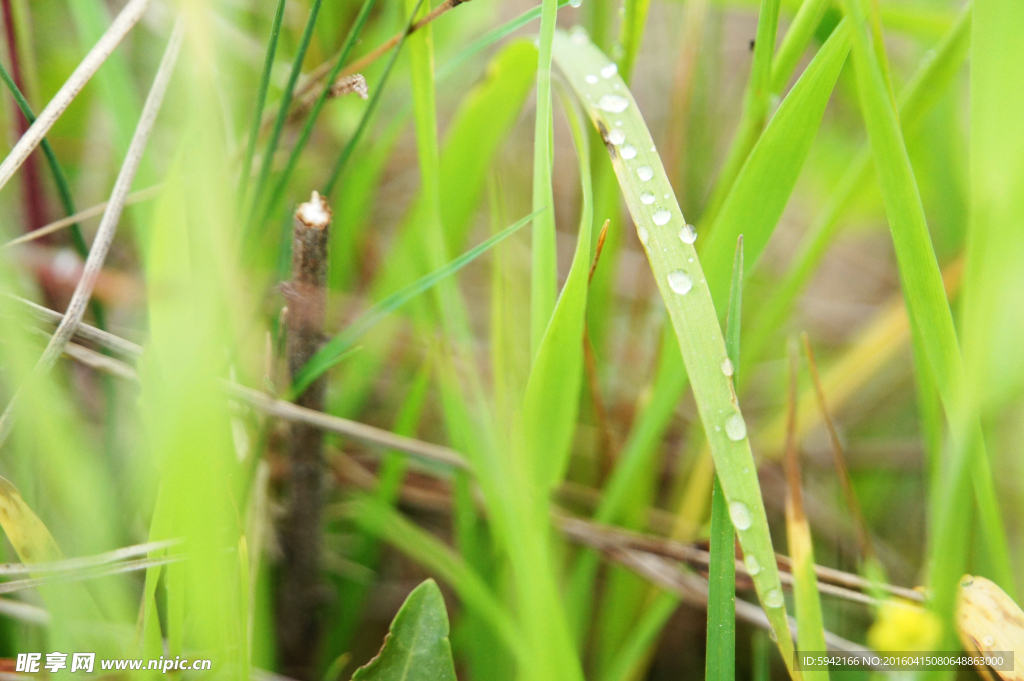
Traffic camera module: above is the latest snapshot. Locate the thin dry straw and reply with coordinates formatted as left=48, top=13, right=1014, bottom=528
left=0, top=0, right=151, bottom=194
left=0, top=20, right=183, bottom=449
left=3, top=185, right=163, bottom=248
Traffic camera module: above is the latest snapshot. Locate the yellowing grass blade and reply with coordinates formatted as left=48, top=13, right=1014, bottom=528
left=0, top=476, right=62, bottom=564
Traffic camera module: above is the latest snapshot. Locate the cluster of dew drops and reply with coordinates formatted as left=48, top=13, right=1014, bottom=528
left=570, top=26, right=750, bottom=459
left=570, top=28, right=701, bottom=299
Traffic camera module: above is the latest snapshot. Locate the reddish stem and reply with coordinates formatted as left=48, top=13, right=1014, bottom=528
left=1, top=0, right=48, bottom=232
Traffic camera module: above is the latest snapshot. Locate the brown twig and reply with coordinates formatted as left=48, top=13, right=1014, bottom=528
left=802, top=332, right=877, bottom=564
left=277, top=191, right=331, bottom=681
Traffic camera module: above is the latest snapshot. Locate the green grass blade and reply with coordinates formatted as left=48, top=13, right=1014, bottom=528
left=293, top=211, right=537, bottom=394
left=700, top=0, right=782, bottom=226
left=0, top=60, right=90, bottom=259
left=249, top=0, right=326, bottom=227
left=707, top=235, right=743, bottom=681
left=962, top=0, right=1024, bottom=412
left=258, top=0, right=377, bottom=223
left=617, top=0, right=652, bottom=80
left=706, top=478, right=736, bottom=681
left=329, top=40, right=538, bottom=419
left=323, top=0, right=424, bottom=198
left=841, top=0, right=1013, bottom=628
left=701, top=20, right=851, bottom=306
left=552, top=30, right=798, bottom=674
left=746, top=6, right=971, bottom=370
left=237, top=0, right=286, bottom=209
left=530, top=0, right=560, bottom=356
left=600, top=591, right=680, bottom=681
left=523, top=89, right=592, bottom=488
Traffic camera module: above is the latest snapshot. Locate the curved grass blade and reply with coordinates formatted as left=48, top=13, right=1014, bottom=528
left=551, top=30, right=798, bottom=674
left=745, top=6, right=972, bottom=369
left=699, top=20, right=851, bottom=306
left=0, top=61, right=89, bottom=258
left=530, top=0, right=560, bottom=355
left=523, top=88, right=592, bottom=488
left=292, top=211, right=537, bottom=394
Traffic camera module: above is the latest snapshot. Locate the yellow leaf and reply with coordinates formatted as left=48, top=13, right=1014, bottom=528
left=957, top=575, right=1024, bottom=681
left=0, top=476, right=62, bottom=564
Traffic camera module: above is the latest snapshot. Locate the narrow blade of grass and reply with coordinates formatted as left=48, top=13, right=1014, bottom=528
left=707, top=235, right=744, bottom=681
left=841, top=0, right=1013, bottom=628
left=530, top=0, right=561, bottom=356
left=292, top=211, right=537, bottom=394
left=523, top=89, right=592, bottom=488
left=783, top=342, right=828, bottom=680
left=552, top=30, right=798, bottom=674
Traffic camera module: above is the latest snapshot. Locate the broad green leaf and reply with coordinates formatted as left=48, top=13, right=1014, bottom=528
left=351, top=579, right=457, bottom=681
left=353, top=499, right=525, bottom=665
left=551, top=29, right=797, bottom=673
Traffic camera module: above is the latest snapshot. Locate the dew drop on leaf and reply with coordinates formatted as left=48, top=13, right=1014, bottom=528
left=729, top=502, right=752, bottom=530
left=667, top=270, right=692, bottom=295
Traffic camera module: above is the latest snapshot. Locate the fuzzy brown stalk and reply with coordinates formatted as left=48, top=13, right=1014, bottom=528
left=278, top=191, right=331, bottom=681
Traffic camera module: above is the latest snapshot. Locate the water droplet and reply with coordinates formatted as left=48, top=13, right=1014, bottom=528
left=608, top=128, right=626, bottom=145
left=601, top=63, right=618, bottom=78
left=667, top=270, right=692, bottom=295
left=744, top=554, right=761, bottom=576
left=679, top=223, right=697, bottom=244
left=613, top=83, right=621, bottom=90
left=769, top=627, right=778, bottom=642
left=637, top=226, right=649, bottom=245
left=569, top=26, right=589, bottom=44
left=653, top=208, right=671, bottom=226
left=640, top=191, right=655, bottom=205
left=961, top=576, right=975, bottom=587
left=663, top=193, right=671, bottom=199
left=569, top=0, right=582, bottom=7
left=722, top=358, right=734, bottom=377
left=725, top=413, right=747, bottom=441
left=984, top=635, right=995, bottom=647
left=585, top=74, right=598, bottom=84
left=615, top=120, right=623, bottom=127
left=637, top=165, right=654, bottom=181
left=597, top=94, right=630, bottom=113
left=729, top=502, right=752, bottom=530
left=621, top=144, right=637, bottom=160
left=764, top=589, right=785, bottom=608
